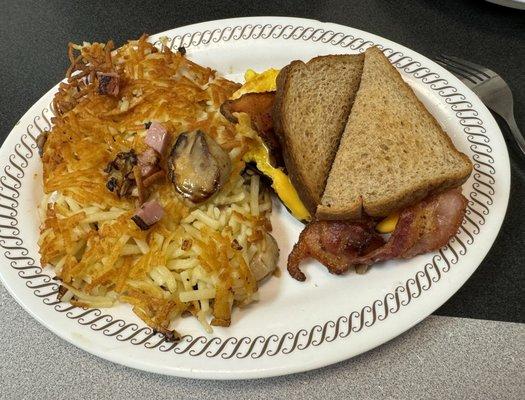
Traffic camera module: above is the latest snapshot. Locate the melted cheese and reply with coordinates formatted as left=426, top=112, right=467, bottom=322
left=376, top=211, right=399, bottom=233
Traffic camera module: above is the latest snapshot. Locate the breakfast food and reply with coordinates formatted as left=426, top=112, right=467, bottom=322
left=271, top=47, right=472, bottom=280
left=288, top=188, right=468, bottom=280
left=273, top=55, right=365, bottom=213
left=37, top=34, right=473, bottom=337
left=38, top=36, right=279, bottom=337
left=317, top=47, right=472, bottom=220
left=221, top=75, right=311, bottom=222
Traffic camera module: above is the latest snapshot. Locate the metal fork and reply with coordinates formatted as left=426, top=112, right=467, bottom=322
left=434, top=54, right=525, bottom=155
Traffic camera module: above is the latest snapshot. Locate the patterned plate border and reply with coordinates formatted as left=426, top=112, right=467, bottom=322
left=0, top=23, right=495, bottom=359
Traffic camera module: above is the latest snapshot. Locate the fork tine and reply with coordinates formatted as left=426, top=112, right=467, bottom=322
left=434, top=58, right=478, bottom=85
left=435, top=55, right=486, bottom=82
left=440, top=55, right=493, bottom=79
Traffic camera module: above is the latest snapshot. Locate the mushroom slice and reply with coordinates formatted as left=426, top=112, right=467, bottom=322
left=167, top=131, right=231, bottom=203
left=250, top=233, right=279, bottom=281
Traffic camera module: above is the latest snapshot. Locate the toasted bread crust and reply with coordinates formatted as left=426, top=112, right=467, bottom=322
left=273, top=61, right=319, bottom=213
left=273, top=55, right=364, bottom=214
left=274, top=60, right=321, bottom=213
left=316, top=200, right=362, bottom=221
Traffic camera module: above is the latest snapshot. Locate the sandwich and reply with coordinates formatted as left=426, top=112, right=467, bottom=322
left=222, top=46, right=472, bottom=281
left=274, top=47, right=472, bottom=281
left=221, top=69, right=312, bottom=222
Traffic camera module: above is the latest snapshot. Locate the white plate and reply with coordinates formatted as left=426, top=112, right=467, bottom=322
left=0, top=17, right=510, bottom=379
left=486, top=0, right=525, bottom=10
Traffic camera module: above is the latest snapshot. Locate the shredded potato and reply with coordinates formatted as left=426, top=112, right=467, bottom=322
left=39, top=36, right=276, bottom=337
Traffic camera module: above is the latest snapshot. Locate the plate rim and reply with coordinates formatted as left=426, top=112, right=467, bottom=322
left=485, top=0, right=525, bottom=10
left=0, top=16, right=511, bottom=379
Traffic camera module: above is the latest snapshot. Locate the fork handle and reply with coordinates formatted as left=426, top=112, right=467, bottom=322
left=506, top=113, right=525, bottom=156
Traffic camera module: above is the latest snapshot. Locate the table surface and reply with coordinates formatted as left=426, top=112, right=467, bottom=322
left=1, top=0, right=523, bottom=398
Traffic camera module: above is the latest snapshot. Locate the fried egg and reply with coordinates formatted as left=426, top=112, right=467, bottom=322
left=231, top=68, right=280, bottom=99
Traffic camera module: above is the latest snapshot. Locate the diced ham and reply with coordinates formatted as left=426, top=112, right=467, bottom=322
left=131, top=200, right=164, bottom=230
left=97, top=72, right=120, bottom=96
left=145, top=122, right=169, bottom=154
left=137, top=148, right=160, bottom=178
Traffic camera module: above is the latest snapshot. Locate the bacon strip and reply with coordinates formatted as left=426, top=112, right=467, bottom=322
left=287, top=220, right=384, bottom=281
left=288, top=188, right=468, bottom=281
left=362, top=188, right=468, bottom=262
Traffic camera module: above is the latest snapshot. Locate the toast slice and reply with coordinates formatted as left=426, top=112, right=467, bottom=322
left=317, top=47, right=472, bottom=220
left=273, top=54, right=364, bottom=213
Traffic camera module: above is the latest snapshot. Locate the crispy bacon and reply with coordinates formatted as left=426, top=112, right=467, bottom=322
left=363, top=188, right=468, bottom=262
left=287, top=220, right=385, bottom=281
left=288, top=188, right=468, bottom=281
left=220, top=92, right=283, bottom=167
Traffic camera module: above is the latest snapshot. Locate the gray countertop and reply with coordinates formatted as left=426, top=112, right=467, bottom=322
left=1, top=1, right=524, bottom=398
left=1, top=285, right=523, bottom=399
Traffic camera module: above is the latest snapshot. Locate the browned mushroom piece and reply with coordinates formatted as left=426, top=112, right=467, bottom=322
left=167, top=131, right=231, bottom=204
left=104, top=150, right=138, bottom=198
left=249, top=233, right=279, bottom=281
left=36, top=132, right=48, bottom=157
